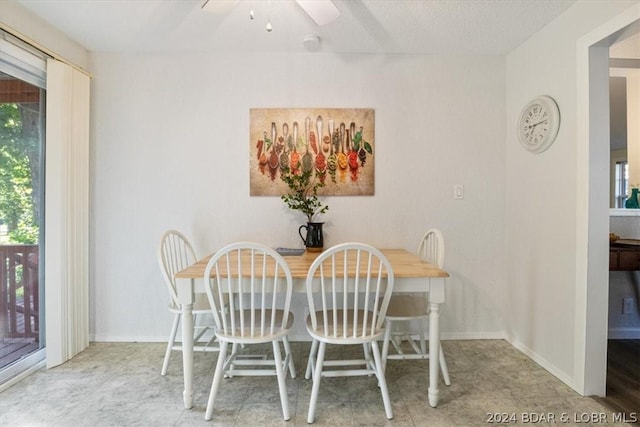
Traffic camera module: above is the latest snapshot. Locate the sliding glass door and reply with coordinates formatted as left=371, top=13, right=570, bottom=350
left=0, top=32, right=46, bottom=383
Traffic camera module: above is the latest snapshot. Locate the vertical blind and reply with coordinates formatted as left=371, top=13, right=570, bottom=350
left=45, top=59, right=91, bottom=368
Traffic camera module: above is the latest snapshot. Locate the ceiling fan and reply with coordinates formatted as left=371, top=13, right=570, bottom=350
left=201, top=0, right=341, bottom=26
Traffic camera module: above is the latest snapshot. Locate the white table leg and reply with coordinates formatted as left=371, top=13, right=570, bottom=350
left=181, top=302, right=194, bottom=409
left=427, top=276, right=445, bottom=408
left=428, top=301, right=440, bottom=407
left=176, top=277, right=196, bottom=409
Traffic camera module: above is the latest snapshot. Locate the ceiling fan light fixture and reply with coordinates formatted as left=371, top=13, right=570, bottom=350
left=295, top=0, right=340, bottom=26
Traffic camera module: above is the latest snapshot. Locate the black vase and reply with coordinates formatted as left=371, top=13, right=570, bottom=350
left=299, top=222, right=324, bottom=252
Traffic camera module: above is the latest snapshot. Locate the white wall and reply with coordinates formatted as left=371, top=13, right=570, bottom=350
left=505, top=0, right=640, bottom=390
left=88, top=52, right=507, bottom=341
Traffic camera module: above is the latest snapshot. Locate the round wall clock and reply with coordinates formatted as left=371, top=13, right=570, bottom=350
left=517, top=95, right=560, bottom=154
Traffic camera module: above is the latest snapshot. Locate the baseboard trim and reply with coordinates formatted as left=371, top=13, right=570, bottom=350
left=92, top=331, right=508, bottom=343
left=440, top=331, right=507, bottom=340
left=90, top=335, right=166, bottom=342
left=506, top=336, right=576, bottom=393
left=289, top=331, right=507, bottom=341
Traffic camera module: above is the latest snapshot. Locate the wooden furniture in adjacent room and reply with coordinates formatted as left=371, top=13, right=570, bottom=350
left=609, top=239, right=640, bottom=271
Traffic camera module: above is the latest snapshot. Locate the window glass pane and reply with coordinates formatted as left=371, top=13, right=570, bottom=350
left=614, top=161, right=629, bottom=208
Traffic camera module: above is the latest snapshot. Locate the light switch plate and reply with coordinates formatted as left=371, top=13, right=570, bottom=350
left=454, top=184, right=464, bottom=200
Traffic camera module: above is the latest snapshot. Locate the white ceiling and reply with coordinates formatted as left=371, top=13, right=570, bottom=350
left=13, top=0, right=578, bottom=55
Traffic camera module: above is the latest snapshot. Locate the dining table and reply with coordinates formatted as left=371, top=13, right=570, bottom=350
left=174, top=248, right=449, bottom=409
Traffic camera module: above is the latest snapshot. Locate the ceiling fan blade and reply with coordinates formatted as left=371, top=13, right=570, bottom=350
left=296, top=0, right=341, bottom=26
left=202, top=0, right=240, bottom=14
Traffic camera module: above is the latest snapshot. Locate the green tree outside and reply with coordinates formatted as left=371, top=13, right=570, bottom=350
left=0, top=103, right=39, bottom=244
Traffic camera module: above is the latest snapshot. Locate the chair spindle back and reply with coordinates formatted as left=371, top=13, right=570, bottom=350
left=158, top=230, right=197, bottom=306
left=203, top=242, right=293, bottom=339
left=306, top=243, right=394, bottom=340
left=417, top=228, right=445, bottom=268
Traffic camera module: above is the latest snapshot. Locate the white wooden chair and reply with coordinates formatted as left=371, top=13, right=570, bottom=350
left=381, top=228, right=450, bottom=385
left=157, top=230, right=218, bottom=376
left=304, top=243, right=395, bottom=423
left=202, top=242, right=296, bottom=421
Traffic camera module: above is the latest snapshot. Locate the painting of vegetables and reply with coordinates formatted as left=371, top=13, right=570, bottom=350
left=250, top=108, right=374, bottom=196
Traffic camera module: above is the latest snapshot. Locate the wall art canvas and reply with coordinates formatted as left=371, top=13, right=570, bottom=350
left=250, top=108, right=375, bottom=196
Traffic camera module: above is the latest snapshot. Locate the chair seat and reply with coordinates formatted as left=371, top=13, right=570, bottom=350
left=306, top=310, right=384, bottom=344
left=381, top=229, right=450, bottom=387
left=216, top=309, right=294, bottom=343
left=385, top=295, right=428, bottom=319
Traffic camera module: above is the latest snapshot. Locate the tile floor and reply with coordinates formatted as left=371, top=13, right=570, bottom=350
left=0, top=340, right=631, bottom=426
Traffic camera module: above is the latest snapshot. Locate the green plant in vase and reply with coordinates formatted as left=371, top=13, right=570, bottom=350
left=280, top=167, right=328, bottom=252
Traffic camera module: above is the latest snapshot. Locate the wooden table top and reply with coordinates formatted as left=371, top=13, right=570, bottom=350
left=175, top=248, right=449, bottom=280
left=611, top=239, right=640, bottom=248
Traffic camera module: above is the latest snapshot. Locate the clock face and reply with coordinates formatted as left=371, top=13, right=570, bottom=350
left=517, top=95, right=560, bottom=154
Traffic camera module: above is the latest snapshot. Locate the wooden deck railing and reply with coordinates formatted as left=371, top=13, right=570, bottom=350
left=0, top=244, right=39, bottom=340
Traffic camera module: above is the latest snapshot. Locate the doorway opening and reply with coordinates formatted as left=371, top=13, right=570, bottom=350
left=605, top=26, right=640, bottom=415
left=577, top=1, right=639, bottom=406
